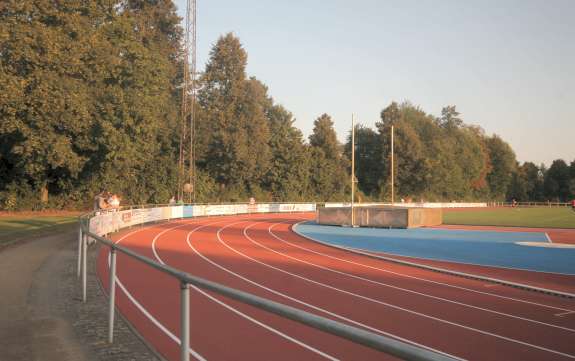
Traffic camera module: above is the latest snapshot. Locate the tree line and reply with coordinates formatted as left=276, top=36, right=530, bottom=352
left=1, top=1, right=573, bottom=210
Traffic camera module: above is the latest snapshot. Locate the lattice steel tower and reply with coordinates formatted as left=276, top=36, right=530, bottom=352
left=178, top=0, right=197, bottom=203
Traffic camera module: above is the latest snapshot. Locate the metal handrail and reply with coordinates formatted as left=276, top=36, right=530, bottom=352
left=77, top=209, right=458, bottom=361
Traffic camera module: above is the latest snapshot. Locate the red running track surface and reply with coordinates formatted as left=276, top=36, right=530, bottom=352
left=97, top=213, right=575, bottom=361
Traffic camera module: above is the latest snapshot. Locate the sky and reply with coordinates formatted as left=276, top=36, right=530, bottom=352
left=174, top=0, right=574, bottom=167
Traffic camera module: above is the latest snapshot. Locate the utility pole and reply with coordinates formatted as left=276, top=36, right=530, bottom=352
left=390, top=124, right=394, bottom=205
left=351, top=114, right=355, bottom=226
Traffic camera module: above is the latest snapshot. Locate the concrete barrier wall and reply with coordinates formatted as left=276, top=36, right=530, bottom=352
left=317, top=206, right=442, bottom=229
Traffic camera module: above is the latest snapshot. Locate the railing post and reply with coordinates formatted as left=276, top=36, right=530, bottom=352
left=77, top=226, right=83, bottom=278
left=82, top=234, right=88, bottom=302
left=180, top=282, right=190, bottom=361
left=108, top=247, right=117, bottom=343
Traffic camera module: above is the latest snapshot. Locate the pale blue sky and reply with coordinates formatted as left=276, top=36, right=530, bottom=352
left=174, top=0, right=574, bottom=166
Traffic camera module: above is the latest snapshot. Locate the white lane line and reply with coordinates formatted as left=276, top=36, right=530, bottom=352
left=184, top=221, right=463, bottom=361
left=287, top=222, right=575, bottom=313
left=546, top=233, right=553, bottom=243
left=555, top=311, right=575, bottom=317
left=115, top=278, right=207, bottom=361
left=215, top=221, right=575, bottom=359
left=261, top=222, right=575, bottom=332
left=111, top=219, right=207, bottom=361
left=151, top=220, right=339, bottom=361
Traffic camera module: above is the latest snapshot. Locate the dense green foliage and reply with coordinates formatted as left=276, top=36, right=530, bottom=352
left=1, top=0, right=182, bottom=208
left=1, top=2, right=573, bottom=209
left=345, top=102, right=574, bottom=203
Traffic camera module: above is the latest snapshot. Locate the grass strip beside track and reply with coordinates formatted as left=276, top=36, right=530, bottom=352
left=443, top=207, right=575, bottom=229
left=0, top=214, right=79, bottom=247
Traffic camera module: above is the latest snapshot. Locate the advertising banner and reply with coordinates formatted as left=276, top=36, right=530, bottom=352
left=183, top=205, right=194, bottom=218
left=247, top=203, right=258, bottom=213
left=279, top=204, right=296, bottom=212
left=89, top=214, right=103, bottom=235
left=87, top=202, right=318, bottom=237
left=292, top=203, right=316, bottom=212
left=119, top=210, right=134, bottom=228
left=191, top=205, right=206, bottom=217
left=205, top=204, right=228, bottom=216
left=162, top=206, right=172, bottom=220
left=131, top=209, right=146, bottom=226
left=256, top=204, right=270, bottom=213
left=143, top=207, right=163, bottom=223
left=234, top=204, right=249, bottom=214
left=171, top=206, right=183, bottom=219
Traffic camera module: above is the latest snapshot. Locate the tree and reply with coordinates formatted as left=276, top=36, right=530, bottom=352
left=485, top=135, right=516, bottom=200
left=506, top=166, right=528, bottom=201
left=544, top=159, right=571, bottom=201
left=0, top=0, right=183, bottom=207
left=197, top=34, right=271, bottom=199
left=265, top=105, right=310, bottom=201
left=309, top=114, right=340, bottom=158
left=0, top=1, right=99, bottom=205
left=518, top=162, right=544, bottom=201
left=344, top=125, right=381, bottom=197
left=439, top=105, right=463, bottom=129
left=376, top=103, right=430, bottom=200
left=308, top=114, right=348, bottom=201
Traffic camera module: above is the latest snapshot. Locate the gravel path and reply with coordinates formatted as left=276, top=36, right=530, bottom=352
left=0, top=227, right=160, bottom=361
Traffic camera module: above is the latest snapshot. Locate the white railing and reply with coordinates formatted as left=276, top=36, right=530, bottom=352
left=77, top=203, right=455, bottom=361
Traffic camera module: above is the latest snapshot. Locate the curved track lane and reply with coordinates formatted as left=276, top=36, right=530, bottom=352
left=97, top=214, right=575, bottom=361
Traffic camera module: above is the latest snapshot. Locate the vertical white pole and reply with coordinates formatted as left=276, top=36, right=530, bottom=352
left=181, top=282, right=190, bottom=361
left=77, top=226, right=83, bottom=278
left=351, top=114, right=355, bottom=226
left=391, top=125, right=395, bottom=205
left=82, top=234, right=87, bottom=302
left=108, top=248, right=117, bottom=343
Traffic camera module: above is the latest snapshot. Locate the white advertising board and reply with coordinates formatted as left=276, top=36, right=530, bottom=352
left=191, top=205, right=206, bottom=217
left=171, top=205, right=183, bottom=219
left=87, top=203, right=319, bottom=237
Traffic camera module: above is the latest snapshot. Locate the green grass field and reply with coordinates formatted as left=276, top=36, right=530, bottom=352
left=0, top=215, right=79, bottom=246
left=443, top=207, right=575, bottom=229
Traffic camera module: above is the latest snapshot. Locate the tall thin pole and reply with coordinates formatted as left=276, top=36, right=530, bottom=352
left=189, top=0, right=197, bottom=204
left=390, top=125, right=394, bottom=205
left=179, top=0, right=197, bottom=204
left=351, top=114, right=355, bottom=226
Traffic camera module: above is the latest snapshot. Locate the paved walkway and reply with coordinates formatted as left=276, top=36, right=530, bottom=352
left=0, top=227, right=158, bottom=361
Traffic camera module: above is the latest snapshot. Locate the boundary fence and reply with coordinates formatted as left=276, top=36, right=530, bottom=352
left=77, top=203, right=456, bottom=361
left=324, top=202, right=488, bottom=208
left=488, top=201, right=571, bottom=208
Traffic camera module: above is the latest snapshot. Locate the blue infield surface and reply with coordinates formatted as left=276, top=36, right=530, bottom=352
left=294, top=222, right=575, bottom=275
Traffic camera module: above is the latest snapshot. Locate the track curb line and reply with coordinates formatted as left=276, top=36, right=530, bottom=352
left=291, top=222, right=575, bottom=300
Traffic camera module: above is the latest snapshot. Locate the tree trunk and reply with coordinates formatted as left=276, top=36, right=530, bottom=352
left=40, top=184, right=48, bottom=203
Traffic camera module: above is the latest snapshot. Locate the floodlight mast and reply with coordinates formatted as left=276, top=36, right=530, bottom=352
left=189, top=0, right=197, bottom=204
left=178, top=0, right=197, bottom=203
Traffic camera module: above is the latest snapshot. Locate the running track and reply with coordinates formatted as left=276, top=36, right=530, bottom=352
left=96, top=213, right=575, bottom=360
